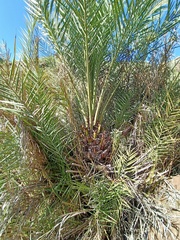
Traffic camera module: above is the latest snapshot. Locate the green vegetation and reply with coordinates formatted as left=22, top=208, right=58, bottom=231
left=0, top=0, right=180, bottom=239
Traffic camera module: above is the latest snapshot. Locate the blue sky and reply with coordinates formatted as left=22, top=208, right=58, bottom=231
left=0, top=0, right=27, bottom=58
left=0, top=0, right=180, bottom=59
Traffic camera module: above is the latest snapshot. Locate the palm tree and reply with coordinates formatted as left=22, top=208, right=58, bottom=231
left=0, top=0, right=180, bottom=239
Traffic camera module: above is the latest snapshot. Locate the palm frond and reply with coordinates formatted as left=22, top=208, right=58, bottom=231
left=0, top=51, right=71, bottom=182
left=25, top=0, right=180, bottom=127
left=0, top=118, right=44, bottom=238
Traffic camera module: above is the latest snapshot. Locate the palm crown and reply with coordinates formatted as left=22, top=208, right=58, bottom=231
left=0, top=0, right=180, bottom=239
left=25, top=0, right=180, bottom=127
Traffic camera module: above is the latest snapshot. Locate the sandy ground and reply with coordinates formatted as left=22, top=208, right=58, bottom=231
left=148, top=175, right=180, bottom=240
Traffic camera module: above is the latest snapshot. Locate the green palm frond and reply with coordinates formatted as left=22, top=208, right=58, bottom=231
left=25, top=0, right=180, bottom=127
left=0, top=120, right=22, bottom=237
left=0, top=117, right=70, bottom=239
left=144, top=97, right=180, bottom=173
left=112, top=89, right=139, bottom=128
left=0, top=52, right=71, bottom=182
